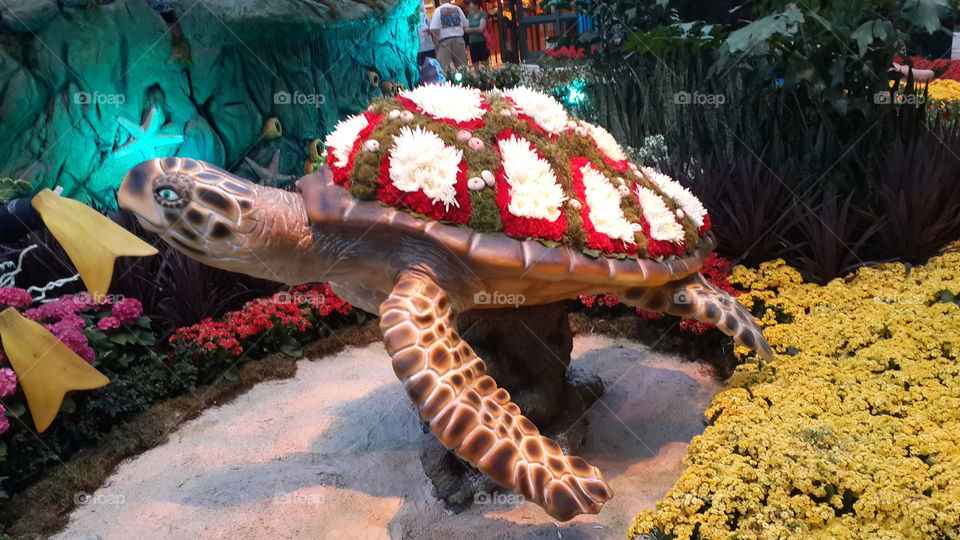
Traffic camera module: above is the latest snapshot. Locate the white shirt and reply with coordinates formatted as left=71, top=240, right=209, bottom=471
left=418, top=14, right=434, bottom=52
left=430, top=4, right=467, bottom=41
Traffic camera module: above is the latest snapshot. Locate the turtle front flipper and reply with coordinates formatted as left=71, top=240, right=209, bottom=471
left=618, top=273, right=773, bottom=360
left=379, top=273, right=613, bottom=521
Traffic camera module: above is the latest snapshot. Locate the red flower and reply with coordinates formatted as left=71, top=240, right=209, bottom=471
left=636, top=215, right=684, bottom=258
left=502, top=97, right=560, bottom=140
left=376, top=154, right=472, bottom=223
left=396, top=95, right=490, bottom=130
left=328, top=111, right=384, bottom=188
left=569, top=156, right=638, bottom=255
left=493, top=129, right=568, bottom=242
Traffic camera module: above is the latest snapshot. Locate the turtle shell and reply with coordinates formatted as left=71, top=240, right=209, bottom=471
left=317, top=83, right=712, bottom=261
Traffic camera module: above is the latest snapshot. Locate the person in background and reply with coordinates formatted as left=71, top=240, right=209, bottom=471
left=430, top=0, right=468, bottom=71
left=417, top=0, right=436, bottom=66
left=464, top=0, right=490, bottom=66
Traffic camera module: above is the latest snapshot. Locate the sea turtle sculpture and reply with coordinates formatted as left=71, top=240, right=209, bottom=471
left=116, top=84, right=773, bottom=521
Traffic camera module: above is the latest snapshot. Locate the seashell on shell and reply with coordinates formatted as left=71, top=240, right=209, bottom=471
left=400, top=110, right=415, bottom=122
left=481, top=170, right=495, bottom=186
left=468, top=137, right=485, bottom=151
left=389, top=109, right=402, bottom=119
left=363, top=139, right=380, bottom=152
left=467, top=177, right=486, bottom=191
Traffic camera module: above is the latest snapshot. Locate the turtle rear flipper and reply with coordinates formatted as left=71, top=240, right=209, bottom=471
left=379, top=273, right=613, bottom=521
left=619, top=273, right=773, bottom=360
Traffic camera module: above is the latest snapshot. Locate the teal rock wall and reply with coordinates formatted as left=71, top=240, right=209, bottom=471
left=0, top=0, right=420, bottom=205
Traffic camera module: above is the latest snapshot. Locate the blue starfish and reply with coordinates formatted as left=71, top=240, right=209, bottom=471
left=114, top=107, right=184, bottom=160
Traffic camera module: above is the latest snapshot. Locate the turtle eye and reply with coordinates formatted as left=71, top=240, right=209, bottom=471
left=154, top=186, right=186, bottom=207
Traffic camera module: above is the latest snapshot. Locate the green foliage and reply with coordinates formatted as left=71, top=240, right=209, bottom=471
left=0, top=311, right=191, bottom=496
left=713, top=0, right=951, bottom=114
left=543, top=0, right=679, bottom=55
left=0, top=178, right=32, bottom=202
left=456, top=63, right=533, bottom=90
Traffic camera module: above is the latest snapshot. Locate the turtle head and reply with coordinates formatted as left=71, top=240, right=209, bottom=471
left=118, top=157, right=311, bottom=282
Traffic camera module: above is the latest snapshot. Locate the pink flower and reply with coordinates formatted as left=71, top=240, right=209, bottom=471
left=97, top=316, right=121, bottom=331
left=0, top=287, right=32, bottom=308
left=25, top=297, right=83, bottom=322
left=0, top=403, right=8, bottom=435
left=111, top=298, right=143, bottom=323
left=47, top=313, right=87, bottom=333
left=0, top=367, right=16, bottom=397
left=50, top=327, right=95, bottom=363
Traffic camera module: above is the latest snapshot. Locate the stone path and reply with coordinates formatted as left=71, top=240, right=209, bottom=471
left=55, top=335, right=720, bottom=540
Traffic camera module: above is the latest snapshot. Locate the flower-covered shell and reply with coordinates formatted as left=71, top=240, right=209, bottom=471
left=317, top=84, right=710, bottom=260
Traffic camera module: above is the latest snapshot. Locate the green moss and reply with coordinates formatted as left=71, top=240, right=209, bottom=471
left=467, top=191, right=501, bottom=233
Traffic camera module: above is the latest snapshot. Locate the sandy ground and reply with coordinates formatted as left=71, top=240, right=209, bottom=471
left=54, top=334, right=720, bottom=540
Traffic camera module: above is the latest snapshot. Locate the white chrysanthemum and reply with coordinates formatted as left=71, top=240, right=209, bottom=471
left=398, top=83, right=486, bottom=123
left=498, top=135, right=567, bottom=221
left=586, top=122, right=628, bottom=162
left=503, top=86, right=570, bottom=135
left=389, top=126, right=463, bottom=209
left=578, top=163, right=641, bottom=244
left=324, top=113, right=369, bottom=168
left=641, top=166, right=708, bottom=229
left=634, top=186, right=685, bottom=243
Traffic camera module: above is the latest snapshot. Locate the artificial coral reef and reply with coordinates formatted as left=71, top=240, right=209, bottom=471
left=630, top=247, right=960, bottom=539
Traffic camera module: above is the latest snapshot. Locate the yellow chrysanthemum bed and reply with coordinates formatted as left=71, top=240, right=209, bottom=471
left=630, top=248, right=960, bottom=539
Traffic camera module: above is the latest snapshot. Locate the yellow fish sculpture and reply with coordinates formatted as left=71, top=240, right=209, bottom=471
left=0, top=189, right=157, bottom=432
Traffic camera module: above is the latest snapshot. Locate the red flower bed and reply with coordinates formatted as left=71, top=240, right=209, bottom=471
left=169, top=284, right=355, bottom=367
left=545, top=46, right=587, bottom=59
